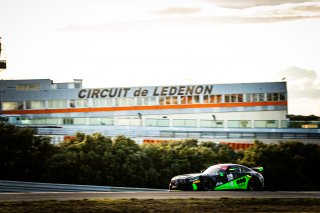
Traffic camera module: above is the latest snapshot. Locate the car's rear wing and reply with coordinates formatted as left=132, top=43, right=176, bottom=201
left=251, top=167, right=264, bottom=173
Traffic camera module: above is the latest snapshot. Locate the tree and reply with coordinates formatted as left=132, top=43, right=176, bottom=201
left=43, top=132, right=115, bottom=185
left=241, top=140, right=320, bottom=190
left=0, top=122, right=56, bottom=181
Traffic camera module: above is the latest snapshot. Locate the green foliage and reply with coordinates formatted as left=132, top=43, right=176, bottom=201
left=286, top=114, right=320, bottom=128
left=241, top=140, right=320, bottom=190
left=0, top=122, right=56, bottom=181
left=287, top=114, right=319, bottom=121
left=44, top=132, right=114, bottom=185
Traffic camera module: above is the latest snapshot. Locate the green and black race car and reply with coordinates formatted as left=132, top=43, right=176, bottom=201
left=169, top=163, right=264, bottom=191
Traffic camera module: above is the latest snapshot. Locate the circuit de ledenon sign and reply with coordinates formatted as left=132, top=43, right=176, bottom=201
left=78, top=85, right=213, bottom=99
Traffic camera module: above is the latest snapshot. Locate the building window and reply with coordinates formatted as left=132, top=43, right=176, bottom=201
left=281, top=120, right=288, bottom=128
left=173, top=119, right=197, bottom=127
left=216, top=95, right=222, bottom=103
left=115, top=97, right=135, bottom=106
left=32, top=117, right=60, bottom=125
left=114, top=98, right=120, bottom=106
left=20, top=117, right=32, bottom=125
left=267, top=93, right=280, bottom=101
left=2, top=102, right=23, bottom=110
left=181, top=96, right=187, bottom=104
left=165, top=96, right=171, bottom=105
left=200, top=120, right=224, bottom=128
left=216, top=121, right=224, bottom=127
left=93, top=98, right=113, bottom=107
left=266, top=120, right=278, bottom=128
left=255, top=120, right=278, bottom=128
left=159, top=97, right=165, bottom=105
left=145, top=118, right=170, bottom=127
left=231, top=94, right=237, bottom=102
left=238, top=94, right=243, bottom=102
left=193, top=95, right=200, bottom=104
left=225, top=94, right=243, bottom=103
left=210, top=95, right=216, bottom=103
left=245, top=94, right=251, bottom=102
left=143, top=97, right=157, bottom=106
left=16, top=83, right=40, bottom=91
left=117, top=118, right=140, bottom=126
left=48, top=100, right=68, bottom=109
left=69, top=100, right=76, bottom=108
left=225, top=94, right=230, bottom=103
left=26, top=100, right=45, bottom=109
left=73, top=118, right=86, bottom=125
left=203, top=95, right=209, bottom=103
left=228, top=120, right=251, bottom=128
left=172, top=96, right=178, bottom=104
left=246, top=93, right=265, bottom=102
left=279, top=93, right=286, bottom=101
left=240, top=120, right=251, bottom=128
left=252, top=94, right=258, bottom=102
left=136, top=98, right=143, bottom=106
left=203, top=95, right=223, bottom=104
left=150, top=97, right=157, bottom=105
left=69, top=99, right=88, bottom=108
left=258, top=93, right=265, bottom=101
left=88, top=117, right=114, bottom=125
left=127, top=98, right=135, bottom=106
left=118, top=98, right=129, bottom=106
left=63, top=118, right=74, bottom=125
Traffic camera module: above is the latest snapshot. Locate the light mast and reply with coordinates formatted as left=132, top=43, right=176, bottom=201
left=0, top=37, right=6, bottom=70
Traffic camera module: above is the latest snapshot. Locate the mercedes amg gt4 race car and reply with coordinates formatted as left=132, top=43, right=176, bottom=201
left=169, top=164, right=264, bottom=191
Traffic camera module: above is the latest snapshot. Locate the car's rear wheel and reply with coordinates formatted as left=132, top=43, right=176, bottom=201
left=247, top=177, right=262, bottom=191
left=201, top=178, right=214, bottom=191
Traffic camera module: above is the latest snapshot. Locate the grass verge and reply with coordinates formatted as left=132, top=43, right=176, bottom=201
left=0, top=198, right=319, bottom=213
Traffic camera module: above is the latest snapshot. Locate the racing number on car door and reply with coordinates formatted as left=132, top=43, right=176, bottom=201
left=227, top=166, right=242, bottom=188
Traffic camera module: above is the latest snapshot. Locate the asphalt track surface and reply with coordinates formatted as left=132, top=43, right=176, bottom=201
left=1, top=191, right=320, bottom=201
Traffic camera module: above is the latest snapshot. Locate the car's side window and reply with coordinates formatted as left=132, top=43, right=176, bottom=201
left=228, top=166, right=240, bottom=173
left=239, top=166, right=251, bottom=173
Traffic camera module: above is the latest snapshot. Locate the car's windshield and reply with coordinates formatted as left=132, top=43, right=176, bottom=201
left=202, top=165, right=227, bottom=175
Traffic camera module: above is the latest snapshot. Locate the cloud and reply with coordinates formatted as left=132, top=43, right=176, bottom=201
left=60, top=1, right=320, bottom=33
left=278, top=66, right=320, bottom=101
left=209, top=0, right=319, bottom=9
left=279, top=66, right=317, bottom=80
left=155, top=7, right=202, bottom=15
left=277, top=67, right=320, bottom=115
left=152, top=2, right=320, bottom=24
left=242, top=2, right=320, bottom=19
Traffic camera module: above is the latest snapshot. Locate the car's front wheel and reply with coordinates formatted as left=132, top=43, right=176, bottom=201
left=201, top=178, right=214, bottom=191
left=169, top=184, right=174, bottom=190
left=247, top=177, right=262, bottom=191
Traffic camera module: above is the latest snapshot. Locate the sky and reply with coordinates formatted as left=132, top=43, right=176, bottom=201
left=0, top=0, right=320, bottom=115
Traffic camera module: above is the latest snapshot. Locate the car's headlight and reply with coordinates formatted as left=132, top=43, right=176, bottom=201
left=189, top=176, right=200, bottom=182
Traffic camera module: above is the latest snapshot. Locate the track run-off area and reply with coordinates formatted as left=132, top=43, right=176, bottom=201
left=1, top=191, right=320, bottom=202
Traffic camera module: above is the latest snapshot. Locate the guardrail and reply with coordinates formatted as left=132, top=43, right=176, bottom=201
left=0, top=180, right=166, bottom=192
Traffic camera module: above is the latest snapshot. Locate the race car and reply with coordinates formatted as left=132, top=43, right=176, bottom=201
left=169, top=163, right=264, bottom=191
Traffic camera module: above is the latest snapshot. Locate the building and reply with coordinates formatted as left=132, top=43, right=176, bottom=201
left=0, top=79, right=319, bottom=144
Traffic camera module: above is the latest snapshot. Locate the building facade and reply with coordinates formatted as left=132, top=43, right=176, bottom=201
left=0, top=79, right=319, bottom=144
